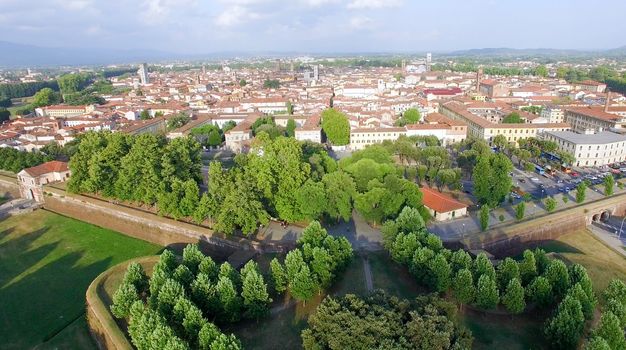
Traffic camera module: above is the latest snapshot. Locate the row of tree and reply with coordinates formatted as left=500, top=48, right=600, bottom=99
left=0, top=80, right=59, bottom=99
left=0, top=144, right=71, bottom=173
left=583, top=279, right=626, bottom=349
left=111, top=244, right=275, bottom=349
left=382, top=206, right=598, bottom=349
left=269, top=221, right=353, bottom=303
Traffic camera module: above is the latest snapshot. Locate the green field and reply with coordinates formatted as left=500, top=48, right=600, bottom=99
left=0, top=210, right=161, bottom=350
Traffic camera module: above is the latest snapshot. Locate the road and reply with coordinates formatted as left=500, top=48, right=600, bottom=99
left=588, top=216, right=626, bottom=258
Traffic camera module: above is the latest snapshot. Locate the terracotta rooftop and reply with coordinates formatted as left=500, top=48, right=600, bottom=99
left=22, top=161, right=69, bottom=177
left=421, top=187, right=468, bottom=213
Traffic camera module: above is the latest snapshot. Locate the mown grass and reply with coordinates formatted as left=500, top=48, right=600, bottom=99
left=0, top=210, right=161, bottom=350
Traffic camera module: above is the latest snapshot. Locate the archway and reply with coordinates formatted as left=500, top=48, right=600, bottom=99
left=601, top=211, right=611, bottom=222
left=592, top=214, right=601, bottom=222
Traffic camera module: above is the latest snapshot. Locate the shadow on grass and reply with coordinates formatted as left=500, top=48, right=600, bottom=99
left=0, top=227, right=113, bottom=349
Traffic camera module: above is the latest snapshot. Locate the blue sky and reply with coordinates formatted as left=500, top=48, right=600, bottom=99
left=1, top=0, right=625, bottom=53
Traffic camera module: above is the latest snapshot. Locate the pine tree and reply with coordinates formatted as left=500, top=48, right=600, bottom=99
left=199, top=256, right=219, bottom=281
left=216, top=276, right=241, bottom=323
left=241, top=270, right=271, bottom=320
left=473, top=252, right=496, bottom=281
left=592, top=311, right=626, bottom=350
left=584, top=337, right=611, bottom=350
left=427, top=253, right=452, bottom=293
left=182, top=244, right=205, bottom=274
left=476, top=275, right=499, bottom=310
left=270, top=258, right=287, bottom=293
left=450, top=250, right=472, bottom=273
left=290, top=265, right=316, bottom=304
left=452, top=268, right=475, bottom=306
left=310, top=247, right=333, bottom=289
left=173, top=265, right=194, bottom=290
left=123, top=262, right=149, bottom=294
left=502, top=278, right=525, bottom=314
left=198, top=323, right=221, bottom=350
left=545, top=259, right=571, bottom=299
left=567, top=283, right=594, bottom=320
left=208, top=333, right=242, bottom=350
left=111, top=282, right=139, bottom=318
left=285, top=249, right=305, bottom=282
left=526, top=276, right=553, bottom=309
left=544, top=295, right=585, bottom=349
left=518, top=250, right=537, bottom=285
left=497, top=257, right=520, bottom=290
left=219, top=262, right=240, bottom=288
left=156, top=279, right=185, bottom=319
left=191, top=273, right=219, bottom=315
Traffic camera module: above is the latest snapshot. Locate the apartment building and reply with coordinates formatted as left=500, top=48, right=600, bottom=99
left=349, top=127, right=406, bottom=150
left=541, top=130, right=626, bottom=167
left=565, top=107, right=626, bottom=134
left=36, top=104, right=95, bottom=118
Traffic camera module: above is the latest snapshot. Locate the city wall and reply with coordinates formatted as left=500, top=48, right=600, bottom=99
left=466, top=192, right=626, bottom=257
left=42, top=185, right=250, bottom=258
left=0, top=172, right=21, bottom=198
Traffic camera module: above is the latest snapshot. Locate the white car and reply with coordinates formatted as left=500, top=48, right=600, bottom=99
left=531, top=177, right=540, bottom=182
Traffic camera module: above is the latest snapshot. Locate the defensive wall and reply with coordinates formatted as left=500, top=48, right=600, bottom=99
left=464, top=192, right=626, bottom=257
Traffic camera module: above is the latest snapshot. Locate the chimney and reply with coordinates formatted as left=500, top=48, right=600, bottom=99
left=605, top=90, right=611, bottom=113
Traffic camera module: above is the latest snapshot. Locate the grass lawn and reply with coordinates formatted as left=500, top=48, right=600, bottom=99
left=539, top=229, right=626, bottom=297
left=0, top=210, right=162, bottom=350
left=458, top=309, right=546, bottom=350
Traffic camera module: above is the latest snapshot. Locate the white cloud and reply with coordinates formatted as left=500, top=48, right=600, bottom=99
left=348, top=15, right=372, bottom=29
left=215, top=5, right=262, bottom=27
left=347, top=0, right=402, bottom=9
left=56, top=0, right=92, bottom=11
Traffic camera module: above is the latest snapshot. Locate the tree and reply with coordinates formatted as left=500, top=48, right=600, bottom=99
left=545, top=197, right=557, bottom=212
left=241, top=270, right=271, bottom=320
left=295, top=180, right=327, bottom=221
left=426, top=253, right=452, bottom=293
left=604, top=175, right=615, bottom=196
left=123, top=262, right=149, bottom=294
left=403, top=108, right=421, bottom=124
left=515, top=202, right=526, bottom=220
left=475, top=275, right=499, bottom=310
left=287, top=101, right=294, bottom=115
left=527, top=276, right=553, bottom=308
left=479, top=205, right=490, bottom=231
left=290, top=265, right=316, bottom=304
left=493, top=134, right=508, bottom=150
left=544, top=295, right=585, bottom=350
left=321, top=108, right=350, bottom=145
left=322, top=171, right=355, bottom=222
left=502, top=112, right=524, bottom=124
left=32, top=87, right=62, bottom=107
left=111, top=282, right=139, bottom=318
left=497, top=257, right=520, bottom=290
left=585, top=337, right=611, bottom=350
left=452, top=268, right=475, bottom=305
left=263, top=79, right=280, bottom=89
left=286, top=118, right=296, bottom=137
left=576, top=182, right=587, bottom=203
left=239, top=79, right=247, bottom=87
left=473, top=153, right=513, bottom=207
left=140, top=110, right=151, bottom=120
left=156, top=279, right=186, bottom=319
left=167, top=113, right=191, bottom=131
left=0, top=108, right=10, bottom=122
left=270, top=258, right=287, bottom=293
left=216, top=276, right=241, bottom=323
left=535, top=65, right=548, bottom=77
left=502, top=278, right=525, bottom=314
left=519, top=250, right=537, bottom=284
left=545, top=259, right=571, bottom=299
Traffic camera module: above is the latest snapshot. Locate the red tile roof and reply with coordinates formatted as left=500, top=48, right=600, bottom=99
left=421, top=187, right=468, bottom=213
left=22, top=161, right=69, bottom=177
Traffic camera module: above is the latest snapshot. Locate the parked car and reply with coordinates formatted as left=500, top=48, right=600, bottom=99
left=571, top=172, right=579, bottom=177
left=519, top=179, right=526, bottom=183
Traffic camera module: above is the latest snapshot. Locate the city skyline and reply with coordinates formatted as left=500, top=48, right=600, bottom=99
left=2, top=0, right=626, bottom=54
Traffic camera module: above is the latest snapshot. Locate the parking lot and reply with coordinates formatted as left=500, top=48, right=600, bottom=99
left=509, top=163, right=626, bottom=204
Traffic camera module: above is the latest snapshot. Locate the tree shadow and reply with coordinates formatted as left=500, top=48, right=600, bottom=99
left=0, top=227, right=52, bottom=288
left=0, top=235, right=113, bottom=349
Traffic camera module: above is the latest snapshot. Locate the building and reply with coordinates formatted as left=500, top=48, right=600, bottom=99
left=17, top=161, right=70, bottom=202
left=575, top=80, right=606, bottom=93
left=440, top=101, right=570, bottom=146
left=138, top=63, right=149, bottom=85
left=36, top=105, right=95, bottom=118
left=541, top=130, right=626, bottom=167
left=541, top=106, right=565, bottom=124
left=349, top=127, right=406, bottom=150
left=295, top=114, right=322, bottom=143
left=479, top=80, right=509, bottom=98
left=565, top=107, right=626, bottom=134
left=421, top=187, right=468, bottom=221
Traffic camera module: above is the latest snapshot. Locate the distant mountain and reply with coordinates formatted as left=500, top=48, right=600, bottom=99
left=0, top=41, right=176, bottom=67
left=447, top=46, right=626, bottom=57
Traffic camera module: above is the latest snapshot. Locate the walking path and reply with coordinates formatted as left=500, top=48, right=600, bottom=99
left=362, top=256, right=374, bottom=292
left=588, top=221, right=626, bottom=258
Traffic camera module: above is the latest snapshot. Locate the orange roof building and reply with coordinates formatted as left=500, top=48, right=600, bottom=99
left=421, top=186, right=468, bottom=221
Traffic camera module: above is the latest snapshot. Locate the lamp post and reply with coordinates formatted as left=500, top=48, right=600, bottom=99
left=619, top=216, right=626, bottom=240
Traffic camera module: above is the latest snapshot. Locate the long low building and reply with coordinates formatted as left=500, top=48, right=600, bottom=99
left=440, top=101, right=570, bottom=146
left=541, top=130, right=626, bottom=167
left=349, top=127, right=406, bottom=150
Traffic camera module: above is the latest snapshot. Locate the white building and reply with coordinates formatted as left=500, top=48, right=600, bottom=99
left=349, top=127, right=406, bottom=150
left=541, top=130, right=626, bottom=167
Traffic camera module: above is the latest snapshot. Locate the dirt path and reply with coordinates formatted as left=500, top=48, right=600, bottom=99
left=362, top=256, right=374, bottom=292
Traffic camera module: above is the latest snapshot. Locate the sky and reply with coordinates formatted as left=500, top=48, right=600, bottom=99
left=1, top=0, right=626, bottom=54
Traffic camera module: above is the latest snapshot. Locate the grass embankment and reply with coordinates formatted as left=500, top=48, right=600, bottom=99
left=0, top=210, right=161, bottom=350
